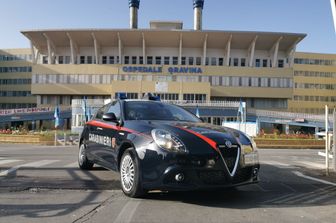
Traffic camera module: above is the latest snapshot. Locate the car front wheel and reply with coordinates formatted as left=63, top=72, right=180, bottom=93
left=120, top=149, right=144, bottom=198
left=78, top=143, right=94, bottom=170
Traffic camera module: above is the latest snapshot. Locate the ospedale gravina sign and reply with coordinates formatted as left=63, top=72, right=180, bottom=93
left=122, top=66, right=203, bottom=74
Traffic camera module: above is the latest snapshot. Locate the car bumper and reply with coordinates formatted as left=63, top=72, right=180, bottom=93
left=142, top=165, right=259, bottom=191
left=139, top=148, right=260, bottom=191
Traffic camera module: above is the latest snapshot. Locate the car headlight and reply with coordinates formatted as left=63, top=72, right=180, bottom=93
left=239, top=133, right=257, bottom=154
left=151, top=129, right=186, bottom=153
left=250, top=137, right=257, bottom=150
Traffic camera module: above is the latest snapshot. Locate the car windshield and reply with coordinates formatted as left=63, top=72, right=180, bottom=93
left=124, top=101, right=201, bottom=122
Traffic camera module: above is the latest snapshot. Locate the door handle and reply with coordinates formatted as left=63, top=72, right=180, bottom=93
left=97, top=127, right=103, bottom=131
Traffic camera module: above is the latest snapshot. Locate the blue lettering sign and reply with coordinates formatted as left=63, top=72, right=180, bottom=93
left=122, top=66, right=163, bottom=73
left=122, top=66, right=202, bottom=74
left=167, top=67, right=203, bottom=74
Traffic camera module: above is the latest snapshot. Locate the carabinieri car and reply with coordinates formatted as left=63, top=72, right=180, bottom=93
left=78, top=95, right=260, bottom=197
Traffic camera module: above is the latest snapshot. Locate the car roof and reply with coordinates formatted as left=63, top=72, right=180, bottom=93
left=123, top=99, right=162, bottom=102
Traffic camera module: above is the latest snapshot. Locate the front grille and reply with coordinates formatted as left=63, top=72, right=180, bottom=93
left=218, top=145, right=239, bottom=173
left=198, top=170, right=226, bottom=185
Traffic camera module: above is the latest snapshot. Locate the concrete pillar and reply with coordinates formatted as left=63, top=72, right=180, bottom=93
left=202, top=34, right=208, bottom=65
left=178, top=34, right=183, bottom=65
left=225, top=35, right=232, bottom=66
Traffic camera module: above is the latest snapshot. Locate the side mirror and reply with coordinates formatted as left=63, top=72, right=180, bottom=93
left=102, top=112, right=118, bottom=123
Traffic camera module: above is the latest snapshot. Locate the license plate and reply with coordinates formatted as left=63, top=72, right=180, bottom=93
left=244, top=153, right=258, bottom=166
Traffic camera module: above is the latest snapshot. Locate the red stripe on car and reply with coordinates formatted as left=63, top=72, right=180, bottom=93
left=87, top=120, right=139, bottom=134
left=176, top=126, right=219, bottom=153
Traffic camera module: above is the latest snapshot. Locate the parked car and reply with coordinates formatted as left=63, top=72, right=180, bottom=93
left=78, top=95, right=260, bottom=197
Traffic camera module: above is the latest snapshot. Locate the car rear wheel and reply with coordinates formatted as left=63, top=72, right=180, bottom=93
left=78, top=143, right=94, bottom=170
left=120, top=149, right=144, bottom=198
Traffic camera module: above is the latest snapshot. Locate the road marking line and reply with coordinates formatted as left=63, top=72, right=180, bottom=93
left=270, top=186, right=334, bottom=204
left=113, top=200, right=141, bottom=223
left=0, top=160, right=59, bottom=177
left=318, top=151, right=333, bottom=159
left=64, top=162, right=78, bottom=168
left=305, top=191, right=336, bottom=204
left=280, top=182, right=297, bottom=192
left=262, top=193, right=295, bottom=204
left=286, top=187, right=336, bottom=204
left=0, top=160, right=21, bottom=165
left=292, top=171, right=336, bottom=186
left=296, top=161, right=324, bottom=169
left=261, top=161, right=292, bottom=168
left=255, top=184, right=268, bottom=192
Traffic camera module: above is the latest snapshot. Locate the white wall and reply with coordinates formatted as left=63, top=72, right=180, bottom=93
left=222, top=122, right=258, bottom=137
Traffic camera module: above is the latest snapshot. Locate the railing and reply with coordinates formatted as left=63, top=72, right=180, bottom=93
left=249, top=109, right=333, bottom=122
left=71, top=99, right=240, bottom=108
left=71, top=99, right=106, bottom=107
left=162, top=100, right=240, bottom=108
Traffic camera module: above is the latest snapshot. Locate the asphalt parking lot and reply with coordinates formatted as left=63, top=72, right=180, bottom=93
left=0, top=144, right=336, bottom=223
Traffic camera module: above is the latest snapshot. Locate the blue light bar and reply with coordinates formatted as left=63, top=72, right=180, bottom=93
left=117, top=92, right=127, bottom=100
left=150, top=95, right=160, bottom=101
left=143, top=93, right=160, bottom=101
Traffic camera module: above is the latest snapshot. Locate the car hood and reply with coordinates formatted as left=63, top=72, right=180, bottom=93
left=127, top=120, right=250, bottom=148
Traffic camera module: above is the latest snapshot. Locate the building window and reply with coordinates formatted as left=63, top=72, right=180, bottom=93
left=164, top=56, right=170, bottom=65
left=116, top=56, right=120, bottom=64
left=233, top=58, right=239, bottom=67
left=241, top=58, right=246, bottom=67
left=132, top=56, right=137, bottom=64
left=155, top=56, right=161, bottom=65
left=211, top=57, right=217, bottom=66
left=183, top=94, right=206, bottom=101
left=262, top=59, right=268, bottom=67
left=196, top=57, right=201, bottom=65
left=278, top=59, right=284, bottom=68
left=205, top=57, right=209, bottom=66
left=255, top=59, right=260, bottom=67
left=181, top=57, right=186, bottom=65
left=42, top=56, right=48, bottom=64
left=80, top=56, right=85, bottom=64
left=108, top=56, right=114, bottom=64
left=155, top=93, right=179, bottom=100
left=188, top=57, right=194, bottom=65
left=124, top=56, right=129, bottom=64
left=231, top=77, right=239, bottom=86
left=58, top=56, right=64, bottom=64
left=219, top=58, right=224, bottom=66
left=211, top=76, right=220, bottom=86
left=139, top=56, right=144, bottom=64
left=172, top=57, right=178, bottom=65
left=65, top=56, right=70, bottom=64
left=102, top=56, right=107, bottom=64
left=88, top=56, right=94, bottom=64
left=147, top=56, right=153, bottom=64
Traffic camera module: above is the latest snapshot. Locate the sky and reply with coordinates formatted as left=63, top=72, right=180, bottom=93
left=0, top=0, right=335, bottom=53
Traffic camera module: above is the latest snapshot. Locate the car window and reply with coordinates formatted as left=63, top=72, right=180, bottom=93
left=107, top=101, right=121, bottom=120
left=124, top=101, right=200, bottom=122
left=95, top=104, right=108, bottom=120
